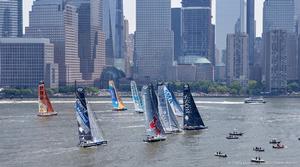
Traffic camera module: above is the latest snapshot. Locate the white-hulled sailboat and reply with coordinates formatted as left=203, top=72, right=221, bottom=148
left=74, top=87, right=107, bottom=147
left=130, top=81, right=144, bottom=113
left=142, top=84, right=166, bottom=142
left=37, top=81, right=57, bottom=116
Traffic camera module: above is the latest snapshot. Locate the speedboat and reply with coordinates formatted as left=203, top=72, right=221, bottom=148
left=229, top=131, right=244, bottom=136
left=269, top=138, right=281, bottom=144
left=251, top=157, right=265, bottom=163
left=273, top=143, right=285, bottom=149
left=226, top=135, right=239, bottom=139
left=214, top=152, right=227, bottom=158
left=253, top=147, right=265, bottom=152
left=143, top=135, right=166, bottom=143
left=244, top=96, right=266, bottom=104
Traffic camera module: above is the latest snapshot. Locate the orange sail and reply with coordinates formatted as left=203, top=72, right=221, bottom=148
left=108, top=80, right=127, bottom=111
left=37, top=81, right=57, bottom=116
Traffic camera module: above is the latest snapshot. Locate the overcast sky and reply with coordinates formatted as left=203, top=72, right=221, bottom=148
left=23, top=0, right=264, bottom=36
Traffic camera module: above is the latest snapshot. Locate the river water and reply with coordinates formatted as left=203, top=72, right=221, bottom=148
left=0, top=98, right=300, bottom=167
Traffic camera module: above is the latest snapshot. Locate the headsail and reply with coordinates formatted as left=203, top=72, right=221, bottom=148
left=163, top=85, right=183, bottom=117
left=37, top=81, right=57, bottom=116
left=142, top=84, right=166, bottom=142
left=157, top=84, right=181, bottom=133
left=183, top=84, right=207, bottom=130
left=108, top=80, right=127, bottom=111
left=130, top=81, right=144, bottom=113
left=74, top=88, right=107, bottom=147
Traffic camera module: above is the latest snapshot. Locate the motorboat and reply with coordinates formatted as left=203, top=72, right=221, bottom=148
left=269, top=138, right=281, bottom=144
left=244, top=96, right=266, bottom=104
left=214, top=152, right=227, bottom=158
left=273, top=143, right=285, bottom=149
left=253, top=147, right=265, bottom=152
left=251, top=157, right=265, bottom=163
left=226, top=135, right=239, bottom=139
left=229, top=131, right=244, bottom=136
left=143, top=135, right=167, bottom=143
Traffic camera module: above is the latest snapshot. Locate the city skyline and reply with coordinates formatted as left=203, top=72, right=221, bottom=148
left=23, top=0, right=264, bottom=36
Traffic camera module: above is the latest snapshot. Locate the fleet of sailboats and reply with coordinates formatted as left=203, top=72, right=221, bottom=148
left=37, top=81, right=57, bottom=117
left=74, top=87, right=107, bottom=147
left=108, top=80, right=127, bottom=111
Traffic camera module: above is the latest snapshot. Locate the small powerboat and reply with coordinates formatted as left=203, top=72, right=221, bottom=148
left=226, top=135, right=239, bottom=139
left=273, top=143, right=285, bottom=149
left=253, top=147, right=265, bottom=152
left=214, top=152, right=227, bottom=158
left=143, top=135, right=166, bottom=143
left=269, top=138, right=281, bottom=144
left=229, top=131, right=244, bottom=136
left=245, top=96, right=266, bottom=104
left=251, top=157, right=265, bottom=163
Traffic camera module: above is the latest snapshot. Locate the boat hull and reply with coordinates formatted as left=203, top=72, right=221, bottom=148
left=135, top=110, right=144, bottom=114
left=112, top=108, right=127, bottom=111
left=251, top=159, right=265, bottom=163
left=37, top=112, right=58, bottom=117
left=79, top=141, right=107, bottom=148
left=214, top=154, right=227, bottom=158
left=143, top=137, right=166, bottom=143
left=183, top=126, right=208, bottom=130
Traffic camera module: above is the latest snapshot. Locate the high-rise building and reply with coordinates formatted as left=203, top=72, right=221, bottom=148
left=264, top=30, right=288, bottom=94
left=135, top=0, right=174, bottom=81
left=286, top=33, right=298, bottom=81
left=103, top=0, right=124, bottom=71
left=247, top=0, right=256, bottom=79
left=123, top=19, right=134, bottom=78
left=295, top=0, right=300, bottom=19
left=171, top=8, right=182, bottom=62
left=181, top=0, right=214, bottom=64
left=263, top=0, right=295, bottom=33
left=68, top=0, right=106, bottom=82
left=216, top=0, right=240, bottom=51
left=0, top=0, right=23, bottom=37
left=253, top=37, right=263, bottom=82
left=0, top=38, right=58, bottom=88
left=240, top=0, right=247, bottom=33
left=226, top=33, right=249, bottom=86
left=25, top=0, right=82, bottom=86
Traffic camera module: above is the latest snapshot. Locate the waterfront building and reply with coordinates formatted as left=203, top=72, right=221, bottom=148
left=135, top=0, right=174, bottom=81
left=264, top=30, right=288, bottom=94
left=0, top=0, right=23, bottom=37
left=0, top=38, right=58, bottom=88
left=25, top=0, right=82, bottom=86
left=171, top=8, right=182, bottom=62
left=247, top=0, right=256, bottom=79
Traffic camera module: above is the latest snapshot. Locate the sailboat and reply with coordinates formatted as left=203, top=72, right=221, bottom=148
left=142, top=84, right=166, bottom=142
left=157, top=84, right=181, bottom=133
left=108, top=80, right=127, bottom=111
left=183, top=84, right=207, bottom=130
left=37, top=81, right=57, bottom=116
left=74, top=87, right=107, bottom=147
left=130, top=81, right=144, bottom=113
left=163, top=85, right=183, bottom=117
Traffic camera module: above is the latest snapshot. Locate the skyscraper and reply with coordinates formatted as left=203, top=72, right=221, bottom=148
left=240, top=0, right=247, bottom=33
left=0, top=0, right=23, bottom=37
left=135, top=0, right=174, bottom=81
left=247, top=0, right=256, bottom=79
left=68, top=0, right=106, bottom=82
left=264, top=30, right=288, bottom=94
left=295, top=0, right=300, bottom=19
left=103, top=0, right=124, bottom=71
left=171, top=8, right=182, bottom=62
left=263, top=0, right=295, bottom=33
left=216, top=0, right=240, bottom=51
left=181, top=0, right=214, bottom=64
left=26, top=0, right=82, bottom=86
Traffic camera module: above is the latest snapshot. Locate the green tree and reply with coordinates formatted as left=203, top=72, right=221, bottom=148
left=287, top=82, right=299, bottom=92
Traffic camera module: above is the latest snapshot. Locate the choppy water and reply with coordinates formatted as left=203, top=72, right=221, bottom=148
left=0, top=98, right=300, bottom=167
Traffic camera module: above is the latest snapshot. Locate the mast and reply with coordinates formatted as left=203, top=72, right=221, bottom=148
left=108, top=80, right=127, bottom=111
left=37, top=81, right=57, bottom=116
left=183, top=84, right=207, bottom=130
left=130, top=81, right=144, bottom=113
left=142, top=84, right=166, bottom=142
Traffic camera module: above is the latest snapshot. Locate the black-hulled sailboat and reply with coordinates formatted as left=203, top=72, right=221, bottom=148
left=183, top=84, right=207, bottom=130
left=142, top=84, right=166, bottom=142
left=74, top=87, right=107, bottom=147
left=157, top=83, right=181, bottom=133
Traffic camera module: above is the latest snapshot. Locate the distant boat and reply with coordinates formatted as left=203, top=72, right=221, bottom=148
left=157, top=84, right=181, bottom=133
left=272, top=143, right=285, bottom=149
left=141, top=84, right=166, bottom=142
left=253, top=147, right=265, bottom=152
left=74, top=87, right=107, bottom=147
left=269, top=138, right=281, bottom=144
left=183, top=84, right=207, bottom=130
left=226, top=135, right=239, bottom=140
left=244, top=96, right=266, bottom=104
left=251, top=157, right=265, bottom=163
left=214, top=152, right=227, bottom=158
left=163, top=85, right=183, bottom=117
left=130, top=81, right=144, bottom=113
left=108, top=80, right=127, bottom=111
left=229, top=129, right=244, bottom=136
left=37, top=81, right=57, bottom=116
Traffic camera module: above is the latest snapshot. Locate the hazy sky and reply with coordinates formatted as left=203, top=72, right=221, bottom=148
left=23, top=0, right=264, bottom=36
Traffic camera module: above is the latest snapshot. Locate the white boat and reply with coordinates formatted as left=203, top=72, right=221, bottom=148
left=214, top=152, right=227, bottom=158
left=244, top=96, right=266, bottom=104
left=226, top=135, right=239, bottom=139
left=229, top=130, right=244, bottom=136
left=251, top=157, right=265, bottom=163
left=253, top=147, right=265, bottom=152
left=273, top=143, right=285, bottom=149
left=269, top=138, right=281, bottom=144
